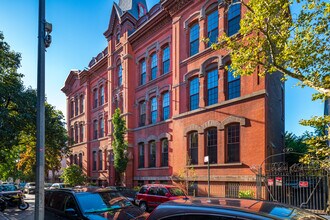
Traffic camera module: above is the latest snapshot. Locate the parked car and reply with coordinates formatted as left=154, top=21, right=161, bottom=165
left=45, top=188, right=149, bottom=219
left=147, top=197, right=326, bottom=220
left=44, top=183, right=53, bottom=190
left=49, top=183, right=71, bottom=190
left=135, top=184, right=187, bottom=212
left=24, top=182, right=36, bottom=194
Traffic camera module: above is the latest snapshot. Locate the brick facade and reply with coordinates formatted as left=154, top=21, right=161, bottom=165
left=62, top=0, right=284, bottom=194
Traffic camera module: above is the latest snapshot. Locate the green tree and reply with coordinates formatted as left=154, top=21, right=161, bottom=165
left=15, top=103, right=70, bottom=181
left=112, top=108, right=128, bottom=185
left=211, top=0, right=329, bottom=165
left=60, top=165, right=86, bottom=186
left=284, top=132, right=308, bottom=166
left=0, top=31, right=28, bottom=161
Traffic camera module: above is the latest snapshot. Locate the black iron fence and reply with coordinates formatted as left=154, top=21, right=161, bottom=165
left=259, top=163, right=328, bottom=214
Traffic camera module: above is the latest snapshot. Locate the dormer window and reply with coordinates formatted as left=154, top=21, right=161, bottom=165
left=138, top=3, right=146, bottom=18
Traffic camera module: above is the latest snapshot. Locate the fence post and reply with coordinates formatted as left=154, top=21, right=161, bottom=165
left=256, top=166, right=262, bottom=199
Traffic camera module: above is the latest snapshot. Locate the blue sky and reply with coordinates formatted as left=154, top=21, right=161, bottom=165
left=0, top=0, right=324, bottom=136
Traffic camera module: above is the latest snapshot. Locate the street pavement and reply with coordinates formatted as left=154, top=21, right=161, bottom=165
left=0, top=194, right=34, bottom=220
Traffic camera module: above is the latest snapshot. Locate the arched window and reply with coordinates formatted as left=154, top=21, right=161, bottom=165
left=188, top=132, right=198, bottom=165
left=189, top=23, right=199, bottom=56
left=100, top=118, right=104, bottom=138
left=74, top=154, right=78, bottom=165
left=93, top=120, right=98, bottom=140
left=99, top=150, right=103, bottom=170
left=70, top=101, right=74, bottom=118
left=100, top=85, right=104, bottom=106
left=207, top=69, right=218, bottom=105
left=139, top=101, right=146, bottom=126
left=189, top=78, right=199, bottom=110
left=92, top=151, right=97, bottom=171
left=80, top=123, right=84, bottom=142
left=207, top=10, right=218, bottom=47
left=140, top=60, right=146, bottom=85
left=93, top=88, right=98, bottom=108
left=74, top=97, right=78, bottom=116
left=69, top=155, right=73, bottom=165
left=206, top=128, right=217, bottom=164
left=138, top=143, right=145, bottom=168
left=116, top=32, right=120, bottom=44
left=149, top=141, right=156, bottom=167
left=226, top=123, right=240, bottom=163
left=162, top=92, right=170, bottom=120
left=79, top=153, right=83, bottom=168
left=80, top=95, right=84, bottom=114
left=118, top=63, right=122, bottom=86
left=162, top=46, right=170, bottom=74
left=151, top=53, right=157, bottom=80
left=227, top=65, right=240, bottom=100
left=228, top=0, right=241, bottom=36
left=150, top=97, right=157, bottom=124
left=161, top=139, right=168, bottom=167
left=74, top=124, right=78, bottom=143
left=70, top=127, right=74, bottom=145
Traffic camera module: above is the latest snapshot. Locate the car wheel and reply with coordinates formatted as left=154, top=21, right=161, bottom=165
left=139, top=201, right=148, bottom=212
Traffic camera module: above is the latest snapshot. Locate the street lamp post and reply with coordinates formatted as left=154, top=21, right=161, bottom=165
left=35, top=0, right=51, bottom=219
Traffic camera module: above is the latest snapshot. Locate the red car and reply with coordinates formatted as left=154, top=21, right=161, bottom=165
left=135, top=184, right=187, bottom=212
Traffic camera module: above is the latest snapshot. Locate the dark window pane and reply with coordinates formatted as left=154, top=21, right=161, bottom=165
left=227, top=124, right=240, bottom=163
left=190, top=78, right=199, bottom=110
left=139, top=143, right=145, bottom=168
left=189, top=132, right=198, bottom=165
left=151, top=53, right=157, bottom=80
left=93, top=151, right=97, bottom=170
left=118, top=64, right=122, bottom=86
left=140, top=60, right=146, bottom=85
left=140, top=101, right=146, bottom=126
left=162, top=139, right=168, bottom=167
left=100, top=86, right=104, bottom=105
left=49, top=192, right=67, bottom=211
left=99, top=150, right=103, bottom=170
left=151, top=97, right=157, bottom=124
left=207, top=69, right=218, bottom=105
left=149, top=141, right=156, bottom=167
left=190, top=23, right=199, bottom=56
left=207, top=10, right=219, bottom=47
left=163, top=46, right=170, bottom=74
left=228, top=1, right=241, bottom=36
left=162, top=92, right=170, bottom=120
left=206, top=128, right=217, bottom=164
left=227, top=66, right=240, bottom=100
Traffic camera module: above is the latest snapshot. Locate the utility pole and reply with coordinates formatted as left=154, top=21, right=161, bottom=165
left=35, top=0, right=51, bottom=219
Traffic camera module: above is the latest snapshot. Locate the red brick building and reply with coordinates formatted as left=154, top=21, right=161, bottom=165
left=62, top=0, right=284, bottom=196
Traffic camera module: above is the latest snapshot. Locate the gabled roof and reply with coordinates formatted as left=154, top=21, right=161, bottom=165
left=104, top=0, right=148, bottom=39
left=61, top=70, right=79, bottom=95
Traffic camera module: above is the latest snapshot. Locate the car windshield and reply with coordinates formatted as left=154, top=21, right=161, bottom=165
left=76, top=192, right=132, bottom=214
left=29, top=183, right=36, bottom=186
left=168, top=187, right=185, bottom=196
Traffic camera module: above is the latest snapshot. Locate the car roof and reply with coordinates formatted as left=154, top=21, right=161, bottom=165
left=152, top=198, right=325, bottom=220
left=142, top=184, right=180, bottom=188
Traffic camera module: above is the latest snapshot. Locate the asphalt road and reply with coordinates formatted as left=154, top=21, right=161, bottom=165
left=1, top=194, right=35, bottom=220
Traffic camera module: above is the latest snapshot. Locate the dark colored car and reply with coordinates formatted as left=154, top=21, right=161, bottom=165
left=135, top=184, right=187, bottom=212
left=45, top=188, right=149, bottom=220
left=147, top=197, right=326, bottom=220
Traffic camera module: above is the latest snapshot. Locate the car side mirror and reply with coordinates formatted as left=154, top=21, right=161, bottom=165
left=65, top=208, right=77, bottom=216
